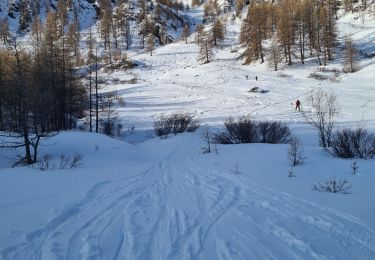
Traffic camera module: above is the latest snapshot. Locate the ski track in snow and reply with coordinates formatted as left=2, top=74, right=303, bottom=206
left=1, top=138, right=375, bottom=260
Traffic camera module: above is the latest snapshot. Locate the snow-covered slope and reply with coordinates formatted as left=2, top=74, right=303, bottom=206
left=1, top=131, right=375, bottom=259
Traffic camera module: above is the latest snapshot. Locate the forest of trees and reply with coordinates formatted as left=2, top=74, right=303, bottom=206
left=0, top=12, right=86, bottom=165
left=238, top=0, right=371, bottom=69
left=0, top=0, right=196, bottom=165
left=0, top=0, right=370, bottom=165
left=0, top=0, right=133, bottom=165
left=240, top=0, right=339, bottom=69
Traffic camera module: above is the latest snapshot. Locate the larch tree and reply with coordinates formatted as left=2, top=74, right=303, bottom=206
left=343, top=35, right=359, bottom=73
left=147, top=33, right=154, bottom=56
left=211, top=19, right=224, bottom=46
left=182, top=24, right=190, bottom=44
left=99, top=0, right=112, bottom=50
left=195, top=24, right=205, bottom=45
left=0, top=18, right=10, bottom=44
left=240, top=2, right=269, bottom=64
left=198, top=31, right=214, bottom=64
left=277, top=0, right=295, bottom=66
left=268, top=34, right=283, bottom=71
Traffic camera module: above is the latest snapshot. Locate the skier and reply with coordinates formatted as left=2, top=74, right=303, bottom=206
left=295, top=99, right=301, bottom=112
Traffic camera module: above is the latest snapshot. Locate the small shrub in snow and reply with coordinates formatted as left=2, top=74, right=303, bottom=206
left=70, top=153, right=85, bottom=168
left=308, top=72, right=330, bottom=81
left=213, top=117, right=291, bottom=144
left=154, top=113, right=200, bottom=138
left=201, top=126, right=212, bottom=154
left=59, top=154, right=71, bottom=169
left=331, top=128, right=375, bottom=159
left=288, top=137, right=305, bottom=166
left=312, top=177, right=351, bottom=194
left=351, top=161, right=359, bottom=175
left=231, top=161, right=241, bottom=174
left=288, top=167, right=296, bottom=177
left=117, top=96, right=126, bottom=107
left=37, top=153, right=84, bottom=171
left=38, top=153, right=53, bottom=171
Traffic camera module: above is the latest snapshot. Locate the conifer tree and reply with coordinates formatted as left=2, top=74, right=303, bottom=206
left=182, top=25, right=190, bottom=44
left=147, top=33, right=154, bottom=56
left=211, top=19, right=224, bottom=46
left=195, top=24, right=204, bottom=45
left=343, top=35, right=359, bottom=73
left=198, top=31, right=214, bottom=63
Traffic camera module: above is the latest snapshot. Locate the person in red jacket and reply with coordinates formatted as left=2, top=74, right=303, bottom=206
left=295, top=99, right=301, bottom=112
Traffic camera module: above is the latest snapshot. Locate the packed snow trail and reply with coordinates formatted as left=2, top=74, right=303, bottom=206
left=1, top=135, right=375, bottom=260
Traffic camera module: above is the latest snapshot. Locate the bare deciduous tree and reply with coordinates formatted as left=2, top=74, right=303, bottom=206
left=343, top=35, right=359, bottom=73
left=202, top=126, right=212, bottom=153
left=288, top=136, right=305, bottom=166
left=303, top=88, right=340, bottom=148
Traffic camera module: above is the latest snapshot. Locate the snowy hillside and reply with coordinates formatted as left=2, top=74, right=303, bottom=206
left=1, top=1, right=375, bottom=259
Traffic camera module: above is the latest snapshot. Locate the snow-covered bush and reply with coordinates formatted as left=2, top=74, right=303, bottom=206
left=312, top=177, right=351, bottom=194
left=331, top=128, right=375, bottom=159
left=154, top=113, right=200, bottom=138
left=213, top=117, right=291, bottom=144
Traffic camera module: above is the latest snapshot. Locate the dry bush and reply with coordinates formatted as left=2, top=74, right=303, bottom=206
left=70, top=153, right=84, bottom=168
left=331, top=128, right=375, bottom=159
left=312, top=177, right=351, bottom=194
left=38, top=153, right=84, bottom=171
left=213, top=117, right=291, bottom=144
left=213, top=117, right=258, bottom=144
left=154, top=113, right=200, bottom=138
left=38, top=153, right=53, bottom=171
left=258, top=121, right=291, bottom=144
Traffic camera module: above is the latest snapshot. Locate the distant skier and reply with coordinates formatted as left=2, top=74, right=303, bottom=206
left=246, top=74, right=249, bottom=80
left=255, top=76, right=258, bottom=81
left=295, top=99, right=301, bottom=112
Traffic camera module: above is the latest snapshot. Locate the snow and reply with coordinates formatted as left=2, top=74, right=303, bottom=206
left=1, top=3, right=375, bottom=260
left=1, top=132, right=375, bottom=259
